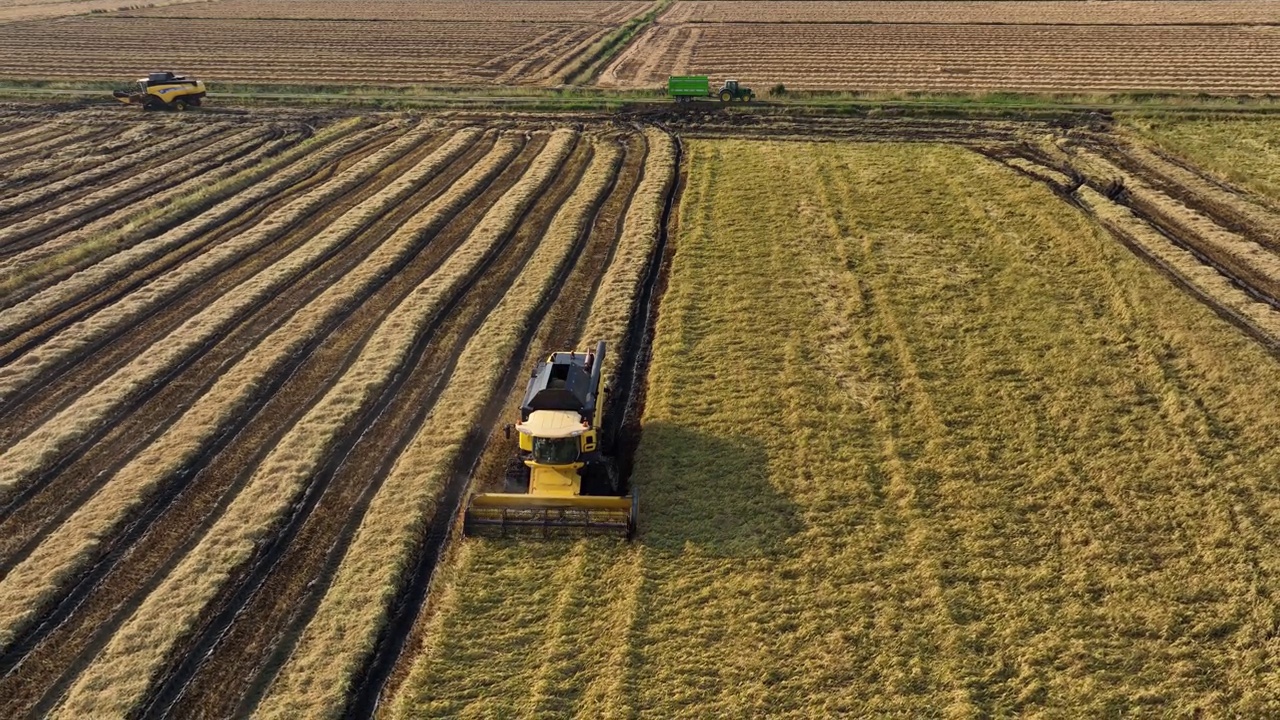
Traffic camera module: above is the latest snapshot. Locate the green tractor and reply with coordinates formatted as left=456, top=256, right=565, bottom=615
left=668, top=76, right=754, bottom=103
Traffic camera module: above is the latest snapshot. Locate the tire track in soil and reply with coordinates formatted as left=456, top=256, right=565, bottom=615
left=0, top=126, right=170, bottom=205
left=0, top=123, right=240, bottom=247
left=0, top=127, right=276, bottom=259
left=0, top=121, right=389, bottom=318
left=0, top=132, right=540, bottom=720
left=355, top=129, right=679, bottom=719
left=0, top=127, right=160, bottom=203
left=0, top=127, right=477, bottom=566
left=371, top=129, right=650, bottom=716
left=983, top=143, right=1280, bottom=354
left=0, top=124, right=414, bottom=455
left=157, top=133, right=594, bottom=719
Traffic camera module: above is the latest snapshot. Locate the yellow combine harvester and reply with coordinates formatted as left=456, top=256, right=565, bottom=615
left=113, top=71, right=206, bottom=110
left=464, top=341, right=637, bottom=539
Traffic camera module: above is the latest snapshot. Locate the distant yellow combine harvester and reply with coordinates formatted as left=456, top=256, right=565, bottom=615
left=113, top=71, right=206, bottom=111
left=463, top=341, right=637, bottom=539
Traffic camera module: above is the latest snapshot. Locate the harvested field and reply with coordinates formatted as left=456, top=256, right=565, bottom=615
left=127, top=0, right=651, bottom=23
left=662, top=0, right=1280, bottom=25
left=601, top=21, right=1280, bottom=93
left=0, top=0, right=197, bottom=23
left=390, top=137, right=1280, bottom=717
left=0, top=0, right=654, bottom=86
left=0, top=107, right=673, bottom=718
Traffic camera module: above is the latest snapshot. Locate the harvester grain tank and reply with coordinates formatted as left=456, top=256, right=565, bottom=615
left=113, top=71, right=206, bottom=110
left=463, top=341, right=637, bottom=539
left=668, top=75, right=754, bottom=102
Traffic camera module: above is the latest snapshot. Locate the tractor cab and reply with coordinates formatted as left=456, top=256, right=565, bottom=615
left=716, top=78, right=754, bottom=102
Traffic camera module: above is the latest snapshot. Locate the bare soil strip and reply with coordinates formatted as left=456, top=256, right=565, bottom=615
left=0, top=125, right=447, bottom=510
left=0, top=126, right=261, bottom=258
left=256, top=130, right=624, bottom=717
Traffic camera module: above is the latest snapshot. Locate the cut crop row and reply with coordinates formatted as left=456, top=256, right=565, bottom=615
left=0, top=129, right=534, bottom=719
left=661, top=0, right=1280, bottom=26
left=49, top=129, right=578, bottom=718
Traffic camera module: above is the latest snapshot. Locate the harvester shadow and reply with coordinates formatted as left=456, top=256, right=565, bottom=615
left=632, top=421, right=802, bottom=559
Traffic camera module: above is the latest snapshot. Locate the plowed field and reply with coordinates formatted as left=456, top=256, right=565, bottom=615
left=0, top=107, right=674, bottom=718
left=600, top=22, right=1280, bottom=92
left=662, top=0, right=1280, bottom=25
left=127, top=0, right=651, bottom=23
left=0, top=0, right=656, bottom=85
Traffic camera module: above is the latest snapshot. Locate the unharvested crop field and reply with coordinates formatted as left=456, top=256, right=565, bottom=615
left=391, top=135, right=1280, bottom=716
left=662, top=0, right=1280, bottom=25
left=601, top=22, right=1280, bottom=92
left=0, top=0, right=655, bottom=85
left=1129, top=117, right=1280, bottom=204
left=0, top=106, right=674, bottom=718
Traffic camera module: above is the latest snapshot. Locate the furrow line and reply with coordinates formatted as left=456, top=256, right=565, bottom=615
left=256, top=130, right=609, bottom=720
left=158, top=132, right=598, bottom=720
left=0, top=126, right=284, bottom=264
left=0, top=123, right=240, bottom=253
left=0, top=117, right=375, bottom=335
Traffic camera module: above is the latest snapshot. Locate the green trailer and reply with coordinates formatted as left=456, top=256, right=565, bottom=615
left=667, top=75, right=753, bottom=103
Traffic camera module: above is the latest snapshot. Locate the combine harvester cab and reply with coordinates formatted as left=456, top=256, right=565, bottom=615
left=113, top=71, right=207, bottom=110
left=464, top=341, right=637, bottom=539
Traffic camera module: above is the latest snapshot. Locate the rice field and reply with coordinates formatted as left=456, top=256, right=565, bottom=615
left=388, top=137, right=1280, bottom=717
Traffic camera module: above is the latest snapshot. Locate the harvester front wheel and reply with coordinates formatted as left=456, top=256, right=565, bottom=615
left=172, top=99, right=188, bottom=111
left=503, top=455, right=531, bottom=493
left=579, top=461, right=620, bottom=496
